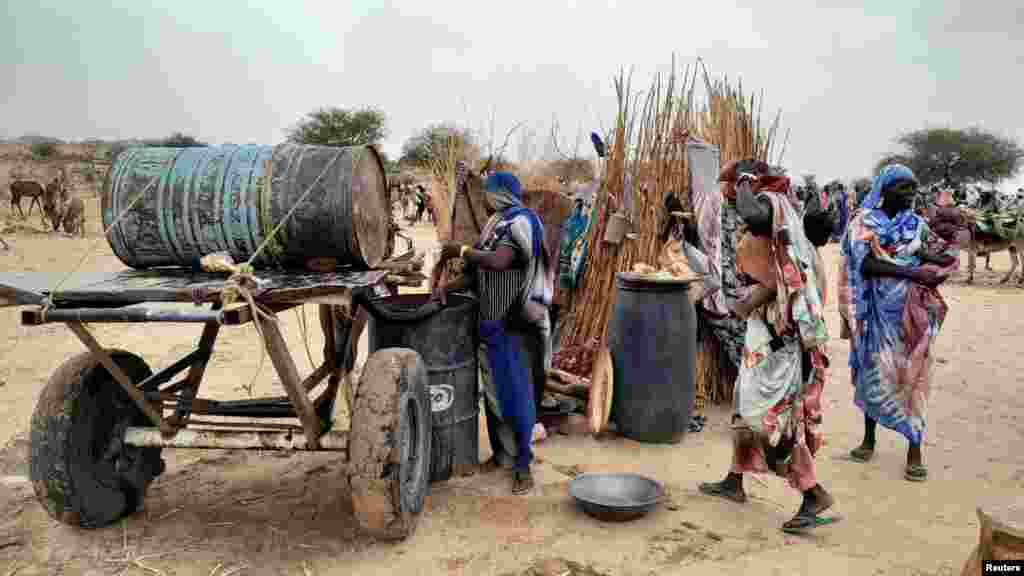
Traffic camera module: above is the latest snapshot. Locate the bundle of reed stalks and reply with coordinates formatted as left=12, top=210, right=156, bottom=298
left=561, top=57, right=786, bottom=405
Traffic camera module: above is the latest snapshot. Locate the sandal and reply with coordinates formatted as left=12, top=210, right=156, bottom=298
left=781, top=514, right=842, bottom=534
left=698, top=481, right=747, bottom=504
left=512, top=470, right=534, bottom=495
left=848, top=445, right=875, bottom=463
left=904, top=463, right=928, bottom=482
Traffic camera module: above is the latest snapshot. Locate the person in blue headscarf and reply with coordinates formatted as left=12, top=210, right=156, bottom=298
left=837, top=164, right=957, bottom=483
left=433, top=171, right=553, bottom=495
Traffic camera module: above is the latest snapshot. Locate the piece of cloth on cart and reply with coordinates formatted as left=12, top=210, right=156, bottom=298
left=731, top=186, right=829, bottom=492
left=839, top=166, right=954, bottom=446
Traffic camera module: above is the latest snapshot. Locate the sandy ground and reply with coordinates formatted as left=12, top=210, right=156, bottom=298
left=0, top=197, right=1022, bottom=576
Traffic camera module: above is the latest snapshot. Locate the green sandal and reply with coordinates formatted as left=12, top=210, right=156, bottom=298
left=781, top=514, right=842, bottom=534
left=849, top=446, right=875, bottom=463
left=904, top=463, right=928, bottom=482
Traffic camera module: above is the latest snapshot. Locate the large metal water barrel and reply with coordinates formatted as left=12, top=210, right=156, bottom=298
left=364, top=293, right=479, bottom=483
left=607, top=272, right=698, bottom=444
left=102, top=143, right=392, bottom=269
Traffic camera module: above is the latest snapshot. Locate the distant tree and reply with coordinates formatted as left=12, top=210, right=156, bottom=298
left=399, top=124, right=477, bottom=173
left=287, top=106, right=388, bottom=147
left=82, top=163, right=98, bottom=183
left=153, top=132, right=207, bottom=147
left=876, top=127, right=1024, bottom=186
left=31, top=141, right=57, bottom=159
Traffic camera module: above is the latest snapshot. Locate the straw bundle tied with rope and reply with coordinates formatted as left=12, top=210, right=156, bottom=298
left=561, top=57, right=786, bottom=405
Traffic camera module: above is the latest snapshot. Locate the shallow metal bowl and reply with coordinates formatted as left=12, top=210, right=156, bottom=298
left=568, top=472, right=666, bottom=522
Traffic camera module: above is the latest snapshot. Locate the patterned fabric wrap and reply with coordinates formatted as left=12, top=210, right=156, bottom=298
left=838, top=199, right=955, bottom=444
left=731, top=189, right=829, bottom=491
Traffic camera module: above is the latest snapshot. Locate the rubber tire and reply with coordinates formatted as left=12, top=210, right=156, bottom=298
left=30, top=350, right=164, bottom=528
left=348, top=347, right=431, bottom=541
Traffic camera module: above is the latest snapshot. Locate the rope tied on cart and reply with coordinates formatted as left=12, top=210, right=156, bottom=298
left=204, top=149, right=347, bottom=394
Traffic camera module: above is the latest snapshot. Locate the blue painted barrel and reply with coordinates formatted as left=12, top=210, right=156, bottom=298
left=607, top=272, right=698, bottom=444
left=102, top=143, right=392, bottom=269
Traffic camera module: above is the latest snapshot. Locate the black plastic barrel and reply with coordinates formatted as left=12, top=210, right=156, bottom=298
left=607, top=272, right=698, bottom=444
left=103, top=143, right=392, bottom=269
left=364, top=293, right=479, bottom=483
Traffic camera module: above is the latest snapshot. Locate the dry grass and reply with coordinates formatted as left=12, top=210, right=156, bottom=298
left=562, top=57, right=784, bottom=405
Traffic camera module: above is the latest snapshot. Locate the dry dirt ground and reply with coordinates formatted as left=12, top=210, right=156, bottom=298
left=0, top=197, right=1022, bottom=576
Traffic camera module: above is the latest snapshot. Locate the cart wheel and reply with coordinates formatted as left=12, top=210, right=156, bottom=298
left=30, top=350, right=164, bottom=528
left=348, top=348, right=431, bottom=541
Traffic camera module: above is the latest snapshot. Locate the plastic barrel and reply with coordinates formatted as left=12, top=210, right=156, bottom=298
left=607, top=272, right=698, bottom=444
left=364, top=293, right=479, bottom=483
left=102, top=143, right=391, bottom=269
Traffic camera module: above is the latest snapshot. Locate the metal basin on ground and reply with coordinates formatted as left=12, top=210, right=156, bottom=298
left=568, top=472, right=665, bottom=522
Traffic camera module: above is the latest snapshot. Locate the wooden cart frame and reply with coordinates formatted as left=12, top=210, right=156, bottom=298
left=0, top=265, right=432, bottom=541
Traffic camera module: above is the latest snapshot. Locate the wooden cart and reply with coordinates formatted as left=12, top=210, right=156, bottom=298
left=0, top=265, right=432, bottom=541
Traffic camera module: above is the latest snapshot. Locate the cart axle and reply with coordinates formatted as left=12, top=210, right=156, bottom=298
left=123, top=427, right=349, bottom=452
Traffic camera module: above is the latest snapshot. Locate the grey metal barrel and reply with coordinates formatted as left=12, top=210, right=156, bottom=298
left=102, top=143, right=392, bottom=269
left=364, top=293, right=480, bottom=483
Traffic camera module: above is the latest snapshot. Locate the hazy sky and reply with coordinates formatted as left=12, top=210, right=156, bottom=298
left=2, top=1, right=1022, bottom=189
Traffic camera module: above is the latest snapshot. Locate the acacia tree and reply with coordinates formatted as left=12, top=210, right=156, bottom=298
left=876, top=127, right=1023, bottom=186
left=400, top=124, right=480, bottom=240
left=288, top=106, right=388, bottom=147
left=399, top=124, right=477, bottom=171
left=147, top=132, right=207, bottom=147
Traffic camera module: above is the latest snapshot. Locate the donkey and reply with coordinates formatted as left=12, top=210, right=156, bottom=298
left=59, top=197, right=86, bottom=237
left=43, top=175, right=68, bottom=231
left=9, top=180, right=46, bottom=220
left=961, top=208, right=1023, bottom=285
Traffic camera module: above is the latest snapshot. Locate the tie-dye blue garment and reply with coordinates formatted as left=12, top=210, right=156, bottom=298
left=838, top=165, right=954, bottom=444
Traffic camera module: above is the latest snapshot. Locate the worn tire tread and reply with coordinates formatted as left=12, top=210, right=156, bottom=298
left=348, top=347, right=431, bottom=541
left=29, top=350, right=159, bottom=528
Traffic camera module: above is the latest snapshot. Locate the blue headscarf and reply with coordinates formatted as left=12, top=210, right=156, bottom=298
left=862, top=164, right=922, bottom=246
left=862, top=164, right=917, bottom=212
left=485, top=172, right=545, bottom=261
